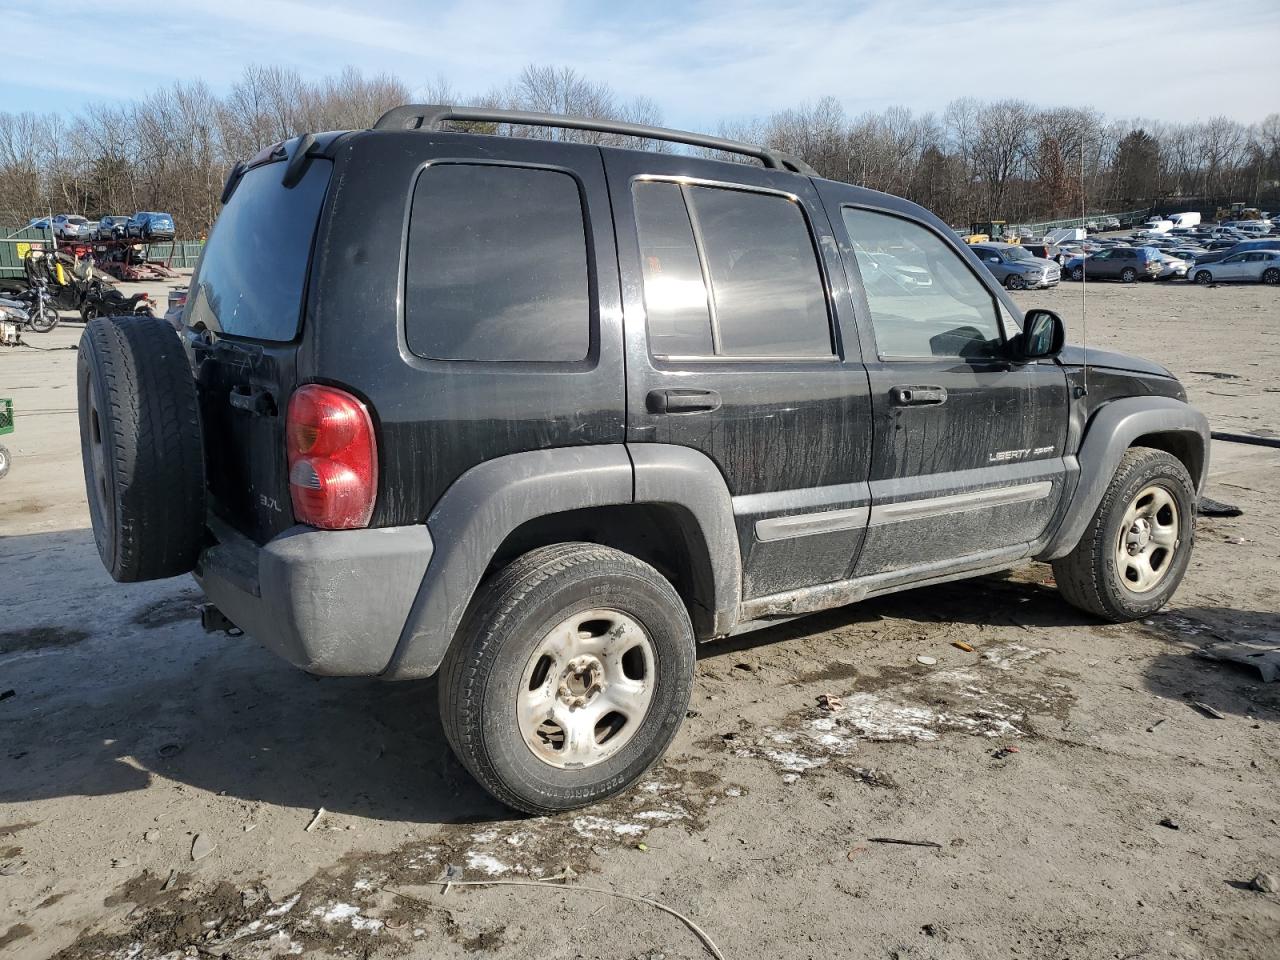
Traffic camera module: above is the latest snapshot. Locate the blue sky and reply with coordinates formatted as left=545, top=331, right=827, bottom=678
left=3, top=0, right=1278, bottom=126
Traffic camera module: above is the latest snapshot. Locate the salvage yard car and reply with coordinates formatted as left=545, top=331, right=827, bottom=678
left=1065, top=245, right=1166, bottom=281
left=970, top=242, right=1061, bottom=288
left=75, top=107, right=1210, bottom=814
left=126, top=211, right=176, bottom=241
left=1191, top=249, right=1280, bottom=285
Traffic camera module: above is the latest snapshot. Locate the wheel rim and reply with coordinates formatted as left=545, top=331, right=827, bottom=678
left=516, top=608, right=656, bottom=770
left=1114, top=484, right=1180, bottom=594
left=1122, top=269, right=1136, bottom=282
left=1007, top=276, right=1024, bottom=290
left=1196, top=271, right=1211, bottom=285
left=1072, top=267, right=1083, bottom=280
left=1264, top=269, right=1279, bottom=285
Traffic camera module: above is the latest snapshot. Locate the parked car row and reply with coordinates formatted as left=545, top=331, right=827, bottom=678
left=28, top=211, right=177, bottom=242
left=1044, top=213, right=1278, bottom=285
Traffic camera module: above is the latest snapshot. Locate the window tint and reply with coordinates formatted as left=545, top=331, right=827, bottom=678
left=406, top=164, right=590, bottom=362
left=188, top=158, right=332, bottom=341
left=691, top=186, right=832, bottom=357
left=633, top=181, right=713, bottom=356
left=842, top=207, right=1003, bottom=360
left=633, top=181, right=832, bottom=359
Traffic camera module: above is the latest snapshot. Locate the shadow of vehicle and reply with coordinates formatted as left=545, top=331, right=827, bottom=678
left=0, top=528, right=504, bottom=825
left=5, top=526, right=1274, bottom=824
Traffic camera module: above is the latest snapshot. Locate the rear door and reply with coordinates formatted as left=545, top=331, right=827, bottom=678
left=605, top=150, right=874, bottom=600
left=818, top=185, right=1070, bottom=579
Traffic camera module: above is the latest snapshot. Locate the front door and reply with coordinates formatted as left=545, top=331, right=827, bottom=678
left=605, top=149, right=873, bottom=600
left=817, top=184, right=1070, bottom=579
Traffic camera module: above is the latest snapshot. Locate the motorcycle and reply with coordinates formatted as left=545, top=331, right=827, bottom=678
left=0, top=280, right=58, bottom=333
left=78, top=279, right=155, bottom=321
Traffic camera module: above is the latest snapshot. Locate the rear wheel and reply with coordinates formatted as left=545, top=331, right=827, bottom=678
left=1120, top=267, right=1137, bottom=283
left=0, top=444, right=10, bottom=479
left=1262, top=267, right=1279, bottom=285
left=439, top=543, right=695, bottom=814
left=1053, top=447, right=1195, bottom=622
left=77, top=316, right=206, bottom=582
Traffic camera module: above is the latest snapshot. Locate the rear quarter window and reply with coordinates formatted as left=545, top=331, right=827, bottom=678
left=404, top=163, right=591, bottom=363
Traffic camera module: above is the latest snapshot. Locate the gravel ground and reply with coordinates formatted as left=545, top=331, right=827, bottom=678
left=1, top=278, right=1278, bottom=960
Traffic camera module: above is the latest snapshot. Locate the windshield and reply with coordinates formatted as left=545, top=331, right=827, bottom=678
left=1004, top=246, right=1034, bottom=261
left=187, top=158, right=331, bottom=341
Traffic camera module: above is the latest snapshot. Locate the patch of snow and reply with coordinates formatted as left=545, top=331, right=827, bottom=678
left=314, top=902, right=384, bottom=932
left=571, top=815, right=645, bottom=837
left=762, top=748, right=828, bottom=772
left=980, top=643, right=1047, bottom=671
left=465, top=851, right=510, bottom=875
left=633, top=809, right=686, bottom=822
left=265, top=893, right=301, bottom=917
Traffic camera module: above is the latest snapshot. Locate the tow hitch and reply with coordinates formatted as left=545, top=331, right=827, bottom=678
left=199, top=603, right=243, bottom=636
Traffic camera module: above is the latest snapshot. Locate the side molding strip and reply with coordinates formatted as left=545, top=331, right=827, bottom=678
left=868, top=481, right=1053, bottom=526
left=755, top=505, right=870, bottom=541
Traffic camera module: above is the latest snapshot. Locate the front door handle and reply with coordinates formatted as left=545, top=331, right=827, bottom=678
left=647, top=388, right=721, bottom=414
left=890, top=385, right=947, bottom=407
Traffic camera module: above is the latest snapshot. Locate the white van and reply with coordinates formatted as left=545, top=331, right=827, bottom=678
left=1139, top=219, right=1174, bottom=234
left=1168, top=212, right=1201, bottom=229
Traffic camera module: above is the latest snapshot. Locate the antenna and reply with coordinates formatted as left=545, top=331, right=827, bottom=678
left=1079, top=136, right=1088, bottom=397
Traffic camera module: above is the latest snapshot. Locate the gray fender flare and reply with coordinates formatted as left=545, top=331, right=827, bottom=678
left=629, top=443, right=742, bottom=638
left=1037, top=396, right=1209, bottom=561
left=382, top=444, right=741, bottom=680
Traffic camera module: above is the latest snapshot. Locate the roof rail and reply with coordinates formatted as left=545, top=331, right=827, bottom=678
left=372, top=104, right=817, bottom=176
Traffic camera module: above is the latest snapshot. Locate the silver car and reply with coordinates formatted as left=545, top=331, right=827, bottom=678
left=971, top=242, right=1061, bottom=289
left=51, top=214, right=91, bottom=240
left=1190, top=250, right=1280, bottom=285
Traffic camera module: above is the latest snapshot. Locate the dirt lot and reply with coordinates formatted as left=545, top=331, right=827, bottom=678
left=1, top=279, right=1278, bottom=960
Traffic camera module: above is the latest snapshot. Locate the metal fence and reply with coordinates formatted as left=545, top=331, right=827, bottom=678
left=0, top=224, right=204, bottom=278
left=1017, top=208, right=1151, bottom=236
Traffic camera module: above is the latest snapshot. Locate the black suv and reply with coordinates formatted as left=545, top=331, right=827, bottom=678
left=77, top=106, right=1209, bottom=814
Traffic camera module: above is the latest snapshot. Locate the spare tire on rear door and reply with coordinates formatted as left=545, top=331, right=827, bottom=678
left=77, top=315, right=206, bottom=582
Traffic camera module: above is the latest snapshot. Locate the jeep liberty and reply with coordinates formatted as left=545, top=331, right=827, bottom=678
left=77, top=106, right=1209, bottom=813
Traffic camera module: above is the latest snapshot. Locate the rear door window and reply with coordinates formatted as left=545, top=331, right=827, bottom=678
left=405, top=163, right=591, bottom=362
left=188, top=159, right=332, bottom=341
left=632, top=181, right=832, bottom=358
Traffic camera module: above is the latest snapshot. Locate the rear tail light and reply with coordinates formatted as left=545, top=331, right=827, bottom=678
left=286, top=385, right=378, bottom=529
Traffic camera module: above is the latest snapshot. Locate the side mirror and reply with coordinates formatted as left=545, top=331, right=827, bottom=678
left=1018, top=309, right=1065, bottom=360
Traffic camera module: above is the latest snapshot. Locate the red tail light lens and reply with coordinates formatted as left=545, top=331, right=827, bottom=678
left=286, top=385, right=377, bottom=529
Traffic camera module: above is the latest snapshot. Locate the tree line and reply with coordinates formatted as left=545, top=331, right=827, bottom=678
left=1, top=64, right=1276, bottom=236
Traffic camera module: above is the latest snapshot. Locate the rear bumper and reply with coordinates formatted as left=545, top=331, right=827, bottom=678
left=194, top=521, right=433, bottom=676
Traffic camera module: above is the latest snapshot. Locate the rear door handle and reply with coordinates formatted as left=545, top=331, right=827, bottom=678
left=647, top=388, right=721, bottom=414
left=890, top=385, right=947, bottom=407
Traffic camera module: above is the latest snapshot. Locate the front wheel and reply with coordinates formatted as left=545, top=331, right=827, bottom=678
left=1120, top=267, right=1137, bottom=283
left=1004, top=274, right=1026, bottom=291
left=439, top=543, right=695, bottom=814
left=1052, top=447, right=1196, bottom=622
left=1071, top=266, right=1084, bottom=281
left=1262, top=267, right=1279, bottom=285
left=28, top=303, right=58, bottom=333
left=1194, top=270, right=1213, bottom=285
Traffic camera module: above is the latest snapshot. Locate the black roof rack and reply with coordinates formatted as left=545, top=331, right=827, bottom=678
left=372, top=104, right=818, bottom=176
